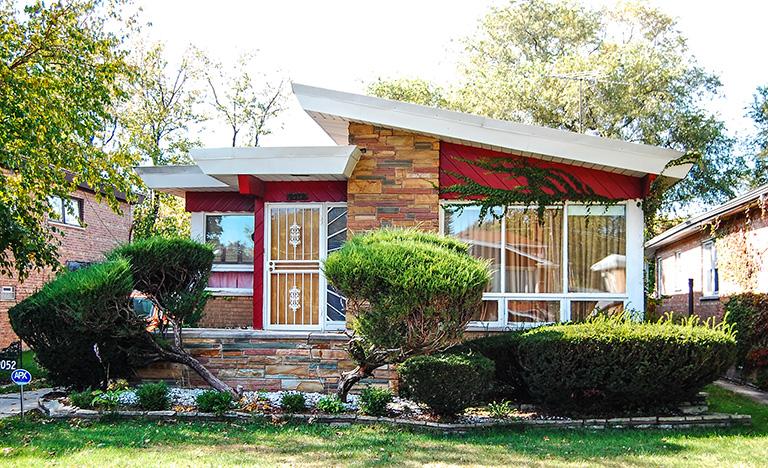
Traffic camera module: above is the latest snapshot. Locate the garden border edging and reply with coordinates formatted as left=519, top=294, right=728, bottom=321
left=37, top=395, right=751, bottom=432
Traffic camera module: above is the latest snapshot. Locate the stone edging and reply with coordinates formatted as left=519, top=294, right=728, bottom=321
left=37, top=397, right=751, bottom=432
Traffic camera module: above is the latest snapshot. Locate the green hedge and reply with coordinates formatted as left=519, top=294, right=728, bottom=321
left=448, top=332, right=528, bottom=401
left=517, top=315, right=737, bottom=412
left=398, top=353, right=494, bottom=416
left=724, top=293, right=768, bottom=366
left=8, top=260, right=141, bottom=389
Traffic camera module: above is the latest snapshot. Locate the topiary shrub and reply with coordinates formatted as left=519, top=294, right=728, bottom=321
left=398, top=353, right=494, bottom=417
left=324, top=228, right=491, bottom=400
left=358, top=386, right=393, bottom=416
left=280, top=392, right=307, bottom=413
left=135, top=381, right=169, bottom=411
left=8, top=259, right=144, bottom=389
left=196, top=390, right=234, bottom=415
left=11, top=236, right=233, bottom=395
left=448, top=331, right=528, bottom=401
left=517, top=314, right=737, bottom=413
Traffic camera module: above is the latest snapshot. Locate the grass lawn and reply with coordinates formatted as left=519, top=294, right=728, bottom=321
left=0, top=384, right=765, bottom=467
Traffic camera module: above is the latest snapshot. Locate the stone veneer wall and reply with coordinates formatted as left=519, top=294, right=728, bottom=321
left=136, top=330, right=395, bottom=392
left=346, top=123, right=440, bottom=232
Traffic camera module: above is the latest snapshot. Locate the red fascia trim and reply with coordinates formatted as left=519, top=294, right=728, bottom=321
left=238, top=175, right=266, bottom=197
left=263, top=181, right=347, bottom=202
left=185, top=191, right=255, bottom=212
left=439, top=142, right=646, bottom=200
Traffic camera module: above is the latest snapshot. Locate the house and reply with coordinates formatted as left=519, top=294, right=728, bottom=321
left=646, top=183, right=768, bottom=319
left=0, top=184, right=134, bottom=347
left=134, top=83, right=689, bottom=391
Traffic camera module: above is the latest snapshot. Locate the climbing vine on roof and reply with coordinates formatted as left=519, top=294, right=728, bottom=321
left=440, top=156, right=614, bottom=222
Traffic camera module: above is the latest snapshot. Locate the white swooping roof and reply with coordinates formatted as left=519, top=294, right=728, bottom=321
left=293, top=83, right=690, bottom=179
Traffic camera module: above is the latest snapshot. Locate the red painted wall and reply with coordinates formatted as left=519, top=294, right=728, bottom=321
left=439, top=142, right=646, bottom=200
left=186, top=192, right=255, bottom=212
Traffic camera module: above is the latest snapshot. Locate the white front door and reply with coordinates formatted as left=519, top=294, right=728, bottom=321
left=264, top=203, right=347, bottom=330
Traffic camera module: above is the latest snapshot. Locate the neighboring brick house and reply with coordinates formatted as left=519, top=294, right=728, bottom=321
left=133, top=83, right=690, bottom=391
left=646, top=184, right=768, bottom=320
left=0, top=186, right=133, bottom=347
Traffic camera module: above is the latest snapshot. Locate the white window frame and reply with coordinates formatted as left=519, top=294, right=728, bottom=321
left=674, top=251, right=684, bottom=292
left=191, top=211, right=255, bottom=296
left=262, top=202, right=348, bottom=332
left=48, top=195, right=84, bottom=228
left=702, top=240, right=719, bottom=298
left=439, top=200, right=640, bottom=330
left=656, top=256, right=665, bottom=296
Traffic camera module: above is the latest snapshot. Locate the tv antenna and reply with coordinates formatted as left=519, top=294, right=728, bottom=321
left=545, top=72, right=628, bottom=133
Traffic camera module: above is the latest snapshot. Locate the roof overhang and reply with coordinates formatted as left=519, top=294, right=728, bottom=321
left=135, top=146, right=361, bottom=195
left=646, top=183, right=768, bottom=253
left=293, top=83, right=691, bottom=179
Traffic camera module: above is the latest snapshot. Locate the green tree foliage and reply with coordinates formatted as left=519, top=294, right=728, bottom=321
left=367, top=78, right=447, bottom=107
left=200, top=50, right=285, bottom=147
left=324, top=229, right=491, bottom=401
left=746, top=86, right=768, bottom=187
left=122, top=43, right=205, bottom=240
left=369, top=0, right=747, bottom=230
left=0, top=0, right=139, bottom=279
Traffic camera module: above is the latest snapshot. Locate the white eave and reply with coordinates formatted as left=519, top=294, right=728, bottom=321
left=135, top=146, right=361, bottom=194
left=293, top=83, right=690, bottom=179
left=134, top=165, right=232, bottom=197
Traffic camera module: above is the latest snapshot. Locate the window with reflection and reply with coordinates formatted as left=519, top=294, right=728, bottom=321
left=505, top=208, right=562, bottom=293
left=570, top=300, right=624, bottom=322
left=205, top=214, right=254, bottom=264
left=567, top=205, right=626, bottom=294
left=507, top=300, right=560, bottom=324
left=443, top=206, right=502, bottom=292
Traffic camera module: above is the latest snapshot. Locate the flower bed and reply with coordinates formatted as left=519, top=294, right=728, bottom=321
left=36, top=387, right=751, bottom=432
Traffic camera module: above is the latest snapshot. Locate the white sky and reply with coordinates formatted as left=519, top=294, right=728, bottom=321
left=136, top=0, right=768, bottom=148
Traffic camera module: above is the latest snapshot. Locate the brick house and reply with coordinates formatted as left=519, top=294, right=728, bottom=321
left=0, top=185, right=133, bottom=347
left=134, top=83, right=690, bottom=391
left=646, top=184, right=768, bottom=320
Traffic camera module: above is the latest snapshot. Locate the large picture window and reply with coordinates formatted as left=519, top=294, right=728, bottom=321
left=205, top=214, right=254, bottom=264
left=443, top=203, right=628, bottom=328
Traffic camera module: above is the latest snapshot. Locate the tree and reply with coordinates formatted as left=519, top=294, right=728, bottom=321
left=369, top=0, right=747, bottom=232
left=0, top=0, right=139, bottom=279
left=323, top=229, right=491, bottom=401
left=746, top=86, right=768, bottom=187
left=200, top=51, right=285, bottom=147
left=367, top=78, right=447, bottom=108
left=121, top=43, right=205, bottom=239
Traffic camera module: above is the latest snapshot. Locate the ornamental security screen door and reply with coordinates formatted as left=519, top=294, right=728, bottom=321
left=265, top=203, right=347, bottom=329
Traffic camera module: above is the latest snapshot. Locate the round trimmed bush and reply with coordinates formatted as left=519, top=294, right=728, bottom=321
left=196, top=390, right=234, bottom=415
left=398, top=353, right=494, bottom=416
left=135, top=381, right=170, bottom=411
left=448, top=331, right=528, bottom=401
left=517, top=315, right=737, bottom=412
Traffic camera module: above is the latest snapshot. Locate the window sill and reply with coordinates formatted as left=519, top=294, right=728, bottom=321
left=206, top=288, right=253, bottom=297
left=212, top=264, right=254, bottom=272
left=700, top=295, right=720, bottom=302
left=48, top=220, right=85, bottom=231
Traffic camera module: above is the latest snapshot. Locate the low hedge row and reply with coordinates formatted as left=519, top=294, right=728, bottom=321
left=401, top=315, right=737, bottom=415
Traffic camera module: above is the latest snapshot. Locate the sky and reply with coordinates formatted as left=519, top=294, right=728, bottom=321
left=135, top=0, right=768, bottom=148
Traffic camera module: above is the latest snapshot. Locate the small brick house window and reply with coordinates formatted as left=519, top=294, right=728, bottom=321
left=702, top=241, right=719, bottom=297
left=49, top=195, right=83, bottom=226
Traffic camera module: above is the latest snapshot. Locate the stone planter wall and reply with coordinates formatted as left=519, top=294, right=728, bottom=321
left=135, top=329, right=395, bottom=392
